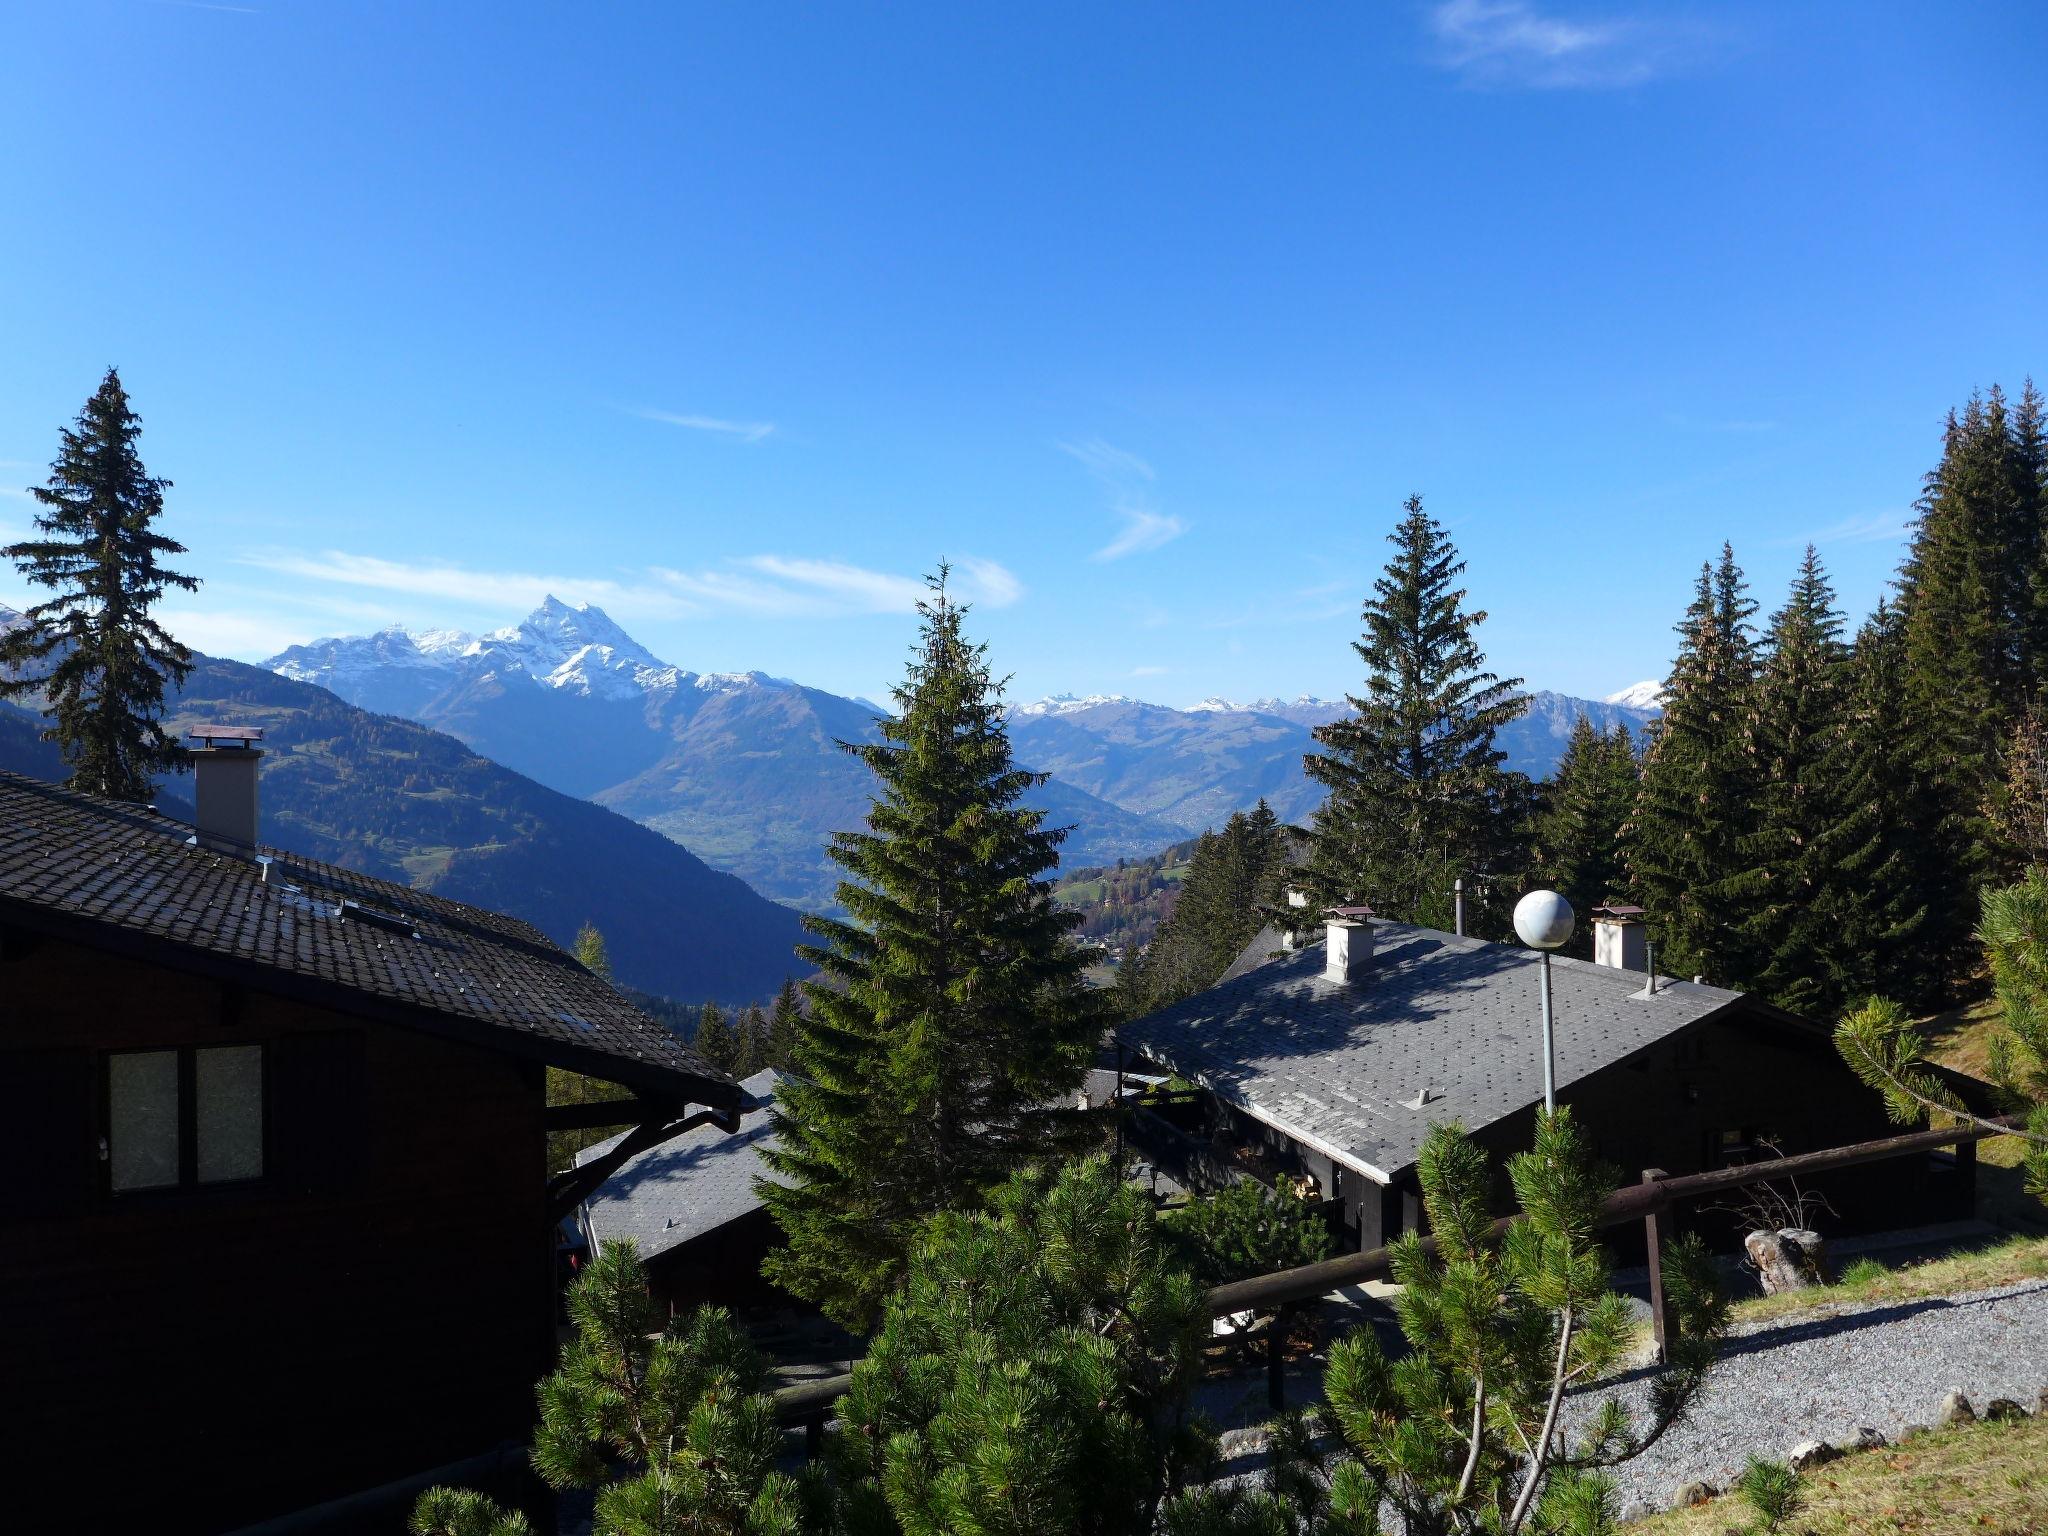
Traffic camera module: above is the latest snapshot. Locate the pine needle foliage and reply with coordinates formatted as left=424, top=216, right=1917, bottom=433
left=0, top=368, right=199, bottom=802
left=1294, top=1110, right=1727, bottom=1536
left=1531, top=719, right=1639, bottom=958
left=695, top=1001, right=740, bottom=1077
left=1896, top=386, right=2047, bottom=972
left=1162, top=1176, right=1335, bottom=1292
left=1731, top=1457, right=1802, bottom=1536
left=412, top=1242, right=822, bottom=1536
left=1625, top=546, right=1761, bottom=986
left=824, top=1158, right=1216, bottom=1536
left=1302, top=496, right=1531, bottom=936
left=759, top=570, right=1107, bottom=1327
left=1837, top=870, right=2048, bottom=1197
left=1120, top=802, right=1290, bottom=1017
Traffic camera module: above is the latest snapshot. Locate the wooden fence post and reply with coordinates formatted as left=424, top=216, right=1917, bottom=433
left=1266, top=1306, right=1288, bottom=1411
left=1642, top=1167, right=1669, bottom=1365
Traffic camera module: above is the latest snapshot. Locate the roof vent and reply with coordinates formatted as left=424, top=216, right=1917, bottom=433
left=335, top=899, right=418, bottom=939
left=1591, top=904, right=1647, bottom=971
left=1324, top=906, right=1373, bottom=985
left=1403, top=1087, right=1443, bottom=1110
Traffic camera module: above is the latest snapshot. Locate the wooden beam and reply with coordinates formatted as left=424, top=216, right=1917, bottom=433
left=543, top=1097, right=647, bottom=1132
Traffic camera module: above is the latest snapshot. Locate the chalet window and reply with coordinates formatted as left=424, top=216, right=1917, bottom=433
left=106, top=1045, right=265, bottom=1193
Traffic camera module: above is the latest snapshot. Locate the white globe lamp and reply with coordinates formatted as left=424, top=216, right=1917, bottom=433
left=1514, top=889, right=1576, bottom=951
left=1513, top=889, right=1575, bottom=1114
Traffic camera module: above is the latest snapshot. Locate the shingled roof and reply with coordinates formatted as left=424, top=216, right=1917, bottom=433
left=0, top=770, right=736, bottom=1106
left=578, top=1068, right=788, bottom=1259
left=1119, top=920, right=1753, bottom=1182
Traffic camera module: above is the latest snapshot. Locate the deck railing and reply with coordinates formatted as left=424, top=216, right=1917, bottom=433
left=773, top=1114, right=2014, bottom=1439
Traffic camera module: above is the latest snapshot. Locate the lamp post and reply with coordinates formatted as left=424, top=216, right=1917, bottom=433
left=1513, top=890, right=1576, bottom=1113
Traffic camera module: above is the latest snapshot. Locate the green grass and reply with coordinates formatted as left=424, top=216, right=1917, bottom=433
left=1628, top=1412, right=2048, bottom=1535
left=1729, top=1233, right=2048, bottom=1328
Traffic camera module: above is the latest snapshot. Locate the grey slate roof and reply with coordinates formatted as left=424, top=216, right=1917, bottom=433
left=0, top=769, right=734, bottom=1104
left=1217, top=922, right=1295, bottom=984
left=578, top=1068, right=787, bottom=1259
left=1119, top=921, right=1748, bottom=1181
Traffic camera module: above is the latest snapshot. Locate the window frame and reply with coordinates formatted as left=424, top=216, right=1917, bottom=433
left=102, top=1042, right=270, bottom=1199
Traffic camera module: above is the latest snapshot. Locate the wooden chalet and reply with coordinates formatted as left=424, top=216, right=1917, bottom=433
left=0, top=735, right=740, bottom=1533
left=1120, top=908, right=1985, bottom=1257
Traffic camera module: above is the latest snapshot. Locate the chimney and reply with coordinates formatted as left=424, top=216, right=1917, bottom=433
left=1323, top=906, right=1374, bottom=985
left=1590, top=904, right=1647, bottom=971
left=188, top=726, right=264, bottom=855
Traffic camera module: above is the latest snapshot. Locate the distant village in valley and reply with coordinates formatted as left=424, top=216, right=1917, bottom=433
left=6, top=6, right=2047, bottom=1535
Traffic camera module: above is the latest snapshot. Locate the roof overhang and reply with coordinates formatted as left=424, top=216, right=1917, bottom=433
left=0, top=893, right=740, bottom=1111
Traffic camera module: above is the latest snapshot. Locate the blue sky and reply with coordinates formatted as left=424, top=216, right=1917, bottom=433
left=3, top=1, right=2044, bottom=707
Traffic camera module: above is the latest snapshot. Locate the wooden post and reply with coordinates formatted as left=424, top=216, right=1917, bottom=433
left=1641, top=1168, right=1669, bottom=1366
left=1266, top=1306, right=1288, bottom=1411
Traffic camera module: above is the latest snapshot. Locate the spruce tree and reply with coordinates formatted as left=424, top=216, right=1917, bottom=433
left=1302, top=496, right=1531, bottom=934
left=1532, top=717, right=1639, bottom=954
left=1117, top=804, right=1288, bottom=1018
left=759, top=570, right=1107, bottom=1327
left=694, top=1001, right=739, bottom=1077
left=1625, top=546, right=1761, bottom=985
left=1735, top=549, right=1856, bottom=1012
left=0, top=369, right=199, bottom=802
left=765, top=977, right=805, bottom=1070
left=1828, top=599, right=1935, bottom=1007
left=1896, top=390, right=2040, bottom=973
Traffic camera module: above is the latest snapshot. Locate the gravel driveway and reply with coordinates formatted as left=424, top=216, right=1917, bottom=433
left=1593, top=1277, right=2048, bottom=1519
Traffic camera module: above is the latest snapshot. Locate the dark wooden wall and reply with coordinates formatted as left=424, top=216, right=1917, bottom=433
left=0, top=933, right=552, bottom=1533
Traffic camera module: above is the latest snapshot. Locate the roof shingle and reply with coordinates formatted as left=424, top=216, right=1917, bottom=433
left=1119, top=920, right=1747, bottom=1180
left=0, top=770, right=734, bottom=1103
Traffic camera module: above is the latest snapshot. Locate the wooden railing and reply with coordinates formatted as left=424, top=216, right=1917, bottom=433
left=773, top=1114, right=2013, bottom=1437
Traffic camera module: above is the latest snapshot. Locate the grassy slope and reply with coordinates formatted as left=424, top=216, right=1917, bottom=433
left=1727, top=1233, right=2048, bottom=1329
left=1630, top=1412, right=2048, bottom=1536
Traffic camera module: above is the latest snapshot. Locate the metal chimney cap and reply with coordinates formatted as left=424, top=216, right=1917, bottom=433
left=1324, top=905, right=1374, bottom=923
left=1513, top=890, right=1576, bottom=951
left=188, top=725, right=264, bottom=749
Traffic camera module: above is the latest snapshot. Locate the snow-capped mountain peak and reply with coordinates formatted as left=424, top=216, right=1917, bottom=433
left=1603, top=680, right=1666, bottom=711
left=463, top=596, right=677, bottom=699
left=1012, top=693, right=1144, bottom=718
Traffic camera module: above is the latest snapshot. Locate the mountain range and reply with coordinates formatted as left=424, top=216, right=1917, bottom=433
left=0, top=606, right=807, bottom=1003
left=266, top=600, right=1661, bottom=911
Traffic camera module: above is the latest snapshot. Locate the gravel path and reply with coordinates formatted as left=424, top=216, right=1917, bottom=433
left=1593, top=1277, right=2048, bottom=1519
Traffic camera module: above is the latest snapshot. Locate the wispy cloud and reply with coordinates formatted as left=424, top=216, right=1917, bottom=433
left=1131, top=665, right=1170, bottom=678
left=633, top=409, right=776, bottom=443
left=1061, top=437, right=1187, bottom=561
left=1427, top=0, right=1694, bottom=89
left=1205, top=580, right=1357, bottom=631
left=1771, top=511, right=1915, bottom=549
left=238, top=547, right=1022, bottom=625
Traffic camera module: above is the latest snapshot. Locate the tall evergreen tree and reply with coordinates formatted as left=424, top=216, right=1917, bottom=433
left=1625, top=545, right=1762, bottom=985
left=694, top=1001, right=739, bottom=1077
left=759, top=570, right=1107, bottom=1327
left=1734, top=549, right=1857, bottom=1011
left=765, top=976, right=805, bottom=1070
left=1532, top=717, right=1638, bottom=954
left=573, top=921, right=612, bottom=982
left=1117, top=802, right=1288, bottom=1017
left=1896, top=389, right=2043, bottom=972
left=1301, top=496, right=1531, bottom=934
left=1829, top=598, right=1936, bottom=1006
left=0, top=369, right=199, bottom=801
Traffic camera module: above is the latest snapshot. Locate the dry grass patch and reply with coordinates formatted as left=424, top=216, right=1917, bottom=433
left=1728, top=1234, right=2048, bottom=1329
left=1627, top=1412, right=2048, bottom=1535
